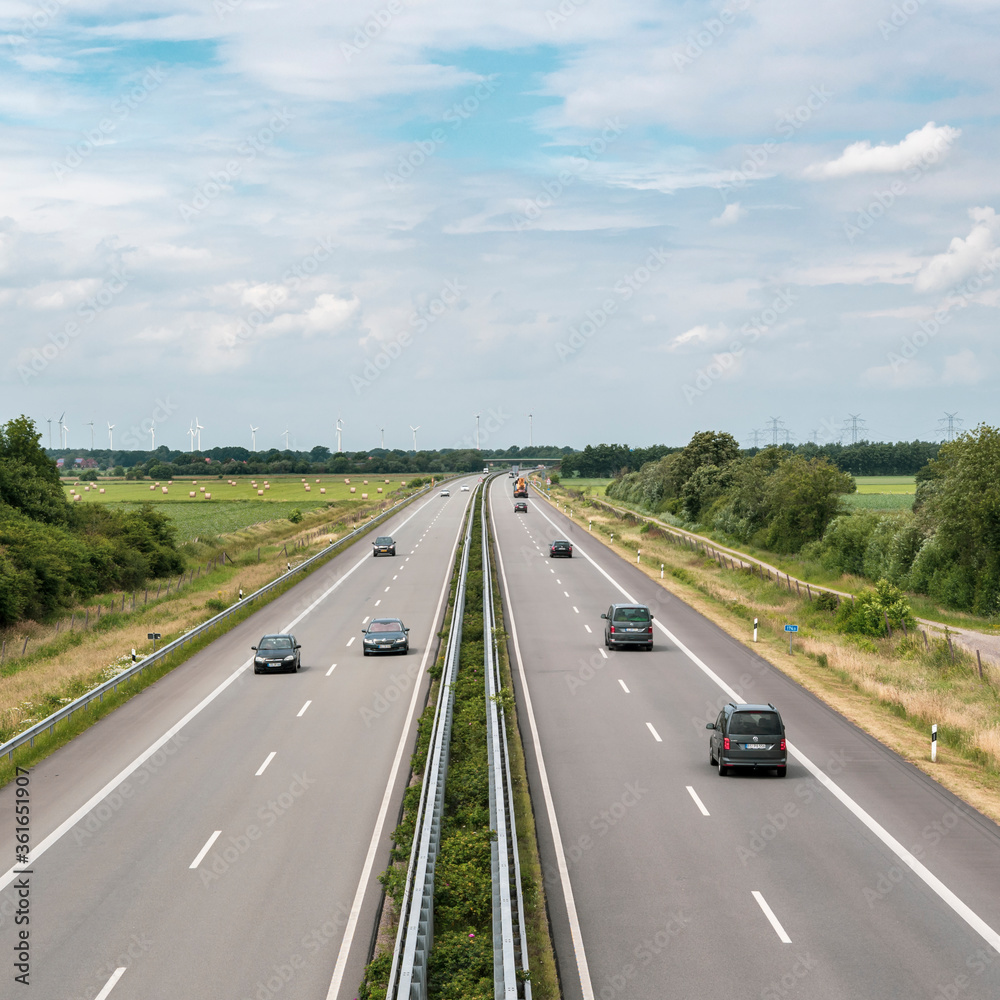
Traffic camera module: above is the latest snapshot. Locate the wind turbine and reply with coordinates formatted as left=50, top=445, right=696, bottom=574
left=46, top=418, right=52, bottom=450
left=195, top=418, right=203, bottom=451
left=250, top=425, right=258, bottom=452
left=107, top=421, right=115, bottom=451
left=149, top=421, right=155, bottom=452
left=58, top=412, right=66, bottom=448
left=187, top=421, right=196, bottom=452
left=336, top=415, right=344, bottom=453
left=379, top=427, right=385, bottom=450
left=282, top=428, right=290, bottom=450
left=528, top=413, right=533, bottom=448
left=410, top=425, right=420, bottom=452
left=87, top=420, right=95, bottom=451
left=475, top=413, right=480, bottom=451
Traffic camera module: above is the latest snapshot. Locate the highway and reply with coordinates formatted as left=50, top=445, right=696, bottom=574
left=488, top=478, right=1000, bottom=1000
left=0, top=481, right=476, bottom=1000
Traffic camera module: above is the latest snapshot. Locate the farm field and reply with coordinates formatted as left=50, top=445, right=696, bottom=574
left=61, top=475, right=415, bottom=542
left=560, top=477, right=613, bottom=496
left=852, top=476, right=916, bottom=493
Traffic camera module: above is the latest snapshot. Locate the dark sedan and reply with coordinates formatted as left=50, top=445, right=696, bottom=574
left=252, top=634, right=301, bottom=673
left=549, top=539, right=573, bottom=557
left=514, top=501, right=528, bottom=513
left=362, top=618, right=410, bottom=655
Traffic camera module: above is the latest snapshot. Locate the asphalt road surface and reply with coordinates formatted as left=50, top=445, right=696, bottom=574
left=0, top=480, right=476, bottom=1000
left=489, top=479, right=1000, bottom=1000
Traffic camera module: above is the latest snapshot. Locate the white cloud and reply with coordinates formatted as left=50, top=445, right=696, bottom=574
left=805, top=123, right=961, bottom=179
left=942, top=348, right=984, bottom=385
left=914, top=207, right=1000, bottom=293
left=666, top=323, right=729, bottom=352
left=711, top=202, right=746, bottom=226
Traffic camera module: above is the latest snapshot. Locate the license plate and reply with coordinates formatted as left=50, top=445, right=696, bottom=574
left=744, top=743, right=768, bottom=750
left=380, top=644, right=392, bottom=649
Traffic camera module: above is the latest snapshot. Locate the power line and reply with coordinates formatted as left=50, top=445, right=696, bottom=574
left=937, top=411, right=962, bottom=442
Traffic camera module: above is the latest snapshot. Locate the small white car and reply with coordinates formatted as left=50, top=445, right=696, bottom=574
left=439, top=489, right=450, bottom=497
left=461, top=485, right=470, bottom=491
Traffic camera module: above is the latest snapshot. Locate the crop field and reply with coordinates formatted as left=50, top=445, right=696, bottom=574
left=843, top=492, right=915, bottom=511
left=853, top=476, right=916, bottom=494
left=61, top=475, right=414, bottom=542
left=561, top=477, right=613, bottom=496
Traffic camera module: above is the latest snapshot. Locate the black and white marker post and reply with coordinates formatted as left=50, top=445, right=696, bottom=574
left=932, top=723, right=938, bottom=762
left=754, top=617, right=758, bottom=642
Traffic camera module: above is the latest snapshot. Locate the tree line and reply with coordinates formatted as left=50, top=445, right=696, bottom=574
left=600, top=427, right=1000, bottom=616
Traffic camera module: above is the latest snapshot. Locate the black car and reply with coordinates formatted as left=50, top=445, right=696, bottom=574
left=514, top=501, right=528, bottom=513
left=601, top=604, right=654, bottom=650
left=707, top=703, right=787, bottom=777
left=550, top=539, right=573, bottom=558
left=362, top=618, right=410, bottom=655
left=251, top=634, right=301, bottom=673
left=372, top=535, right=396, bottom=557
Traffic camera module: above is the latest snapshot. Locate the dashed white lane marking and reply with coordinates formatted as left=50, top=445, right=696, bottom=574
left=618, top=679, right=630, bottom=694
left=190, top=831, right=221, bottom=869
left=374, top=599, right=381, bottom=607
left=347, top=636, right=356, bottom=646
left=384, top=586, right=391, bottom=592
left=255, top=752, right=277, bottom=776
left=686, top=786, right=710, bottom=817
left=563, top=591, right=569, bottom=598
left=584, top=624, right=592, bottom=633
left=362, top=616, right=370, bottom=624
left=393, top=575, right=398, bottom=580
left=646, top=723, right=662, bottom=742
left=326, top=663, right=337, bottom=677
left=297, top=700, right=312, bottom=718
left=95, top=968, right=127, bottom=999
left=599, top=648, right=607, bottom=659
left=572, top=606, right=579, bottom=614
left=753, top=892, right=792, bottom=943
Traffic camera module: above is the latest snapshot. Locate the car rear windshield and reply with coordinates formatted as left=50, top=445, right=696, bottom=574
left=731, top=711, right=781, bottom=735
left=369, top=621, right=401, bottom=632
left=376, top=537, right=393, bottom=544
left=259, top=636, right=292, bottom=649
left=614, top=607, right=650, bottom=622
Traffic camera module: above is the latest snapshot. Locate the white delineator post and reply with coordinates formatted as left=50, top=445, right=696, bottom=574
left=637, top=549, right=641, bottom=563
left=661, top=563, right=664, bottom=579
left=754, top=617, right=758, bottom=643
left=932, top=724, right=938, bottom=762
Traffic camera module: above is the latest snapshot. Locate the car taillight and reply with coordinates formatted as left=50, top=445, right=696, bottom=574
left=609, top=625, right=615, bottom=633
left=648, top=625, right=653, bottom=633
left=780, top=739, right=786, bottom=751
left=723, top=737, right=730, bottom=751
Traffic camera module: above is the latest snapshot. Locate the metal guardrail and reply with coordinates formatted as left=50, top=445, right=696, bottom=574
left=482, top=484, right=531, bottom=999
left=387, top=480, right=480, bottom=1000
left=0, top=485, right=439, bottom=762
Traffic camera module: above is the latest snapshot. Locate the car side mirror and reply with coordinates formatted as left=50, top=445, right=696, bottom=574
left=251, top=646, right=257, bottom=651
left=650, top=614, right=654, bottom=620
left=294, top=644, right=301, bottom=649
left=405, top=627, right=410, bottom=632
left=706, top=722, right=716, bottom=730
left=600, top=613, right=607, bottom=619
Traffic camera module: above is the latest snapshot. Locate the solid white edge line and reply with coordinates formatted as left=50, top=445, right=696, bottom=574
left=189, top=830, right=221, bottom=869
left=618, top=679, right=630, bottom=694
left=255, top=751, right=277, bottom=776
left=752, top=891, right=792, bottom=943
left=490, top=482, right=596, bottom=1000
left=646, top=723, right=662, bottom=743
left=326, top=663, right=337, bottom=677
left=325, top=487, right=473, bottom=999
left=95, top=967, right=127, bottom=1000
left=297, top=700, right=312, bottom=718
left=685, top=785, right=710, bottom=817
left=530, top=492, right=1000, bottom=957
left=0, top=493, right=440, bottom=892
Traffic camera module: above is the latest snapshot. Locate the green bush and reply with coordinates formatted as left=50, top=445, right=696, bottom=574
left=288, top=508, right=303, bottom=524
left=835, top=579, right=916, bottom=637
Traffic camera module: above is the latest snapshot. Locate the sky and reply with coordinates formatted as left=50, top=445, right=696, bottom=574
left=2, top=0, right=999, bottom=454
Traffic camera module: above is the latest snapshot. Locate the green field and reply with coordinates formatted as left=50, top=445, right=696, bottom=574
left=561, top=477, right=613, bottom=496
left=62, top=475, right=413, bottom=542
left=853, top=476, right=916, bottom=494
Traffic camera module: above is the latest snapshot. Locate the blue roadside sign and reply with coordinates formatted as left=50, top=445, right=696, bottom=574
left=784, top=625, right=798, bottom=632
